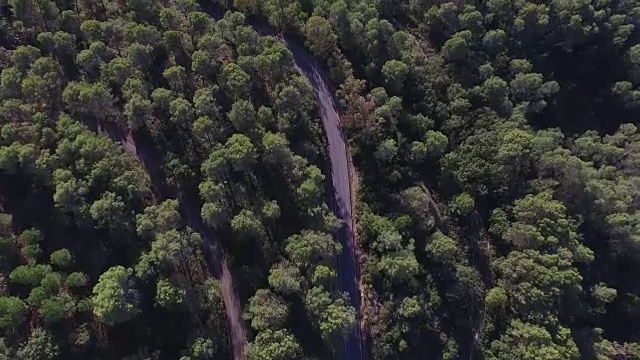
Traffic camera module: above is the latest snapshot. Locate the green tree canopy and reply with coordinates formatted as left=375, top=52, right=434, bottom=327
left=91, top=266, right=139, bottom=326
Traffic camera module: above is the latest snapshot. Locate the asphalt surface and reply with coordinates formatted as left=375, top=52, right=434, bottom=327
left=283, top=39, right=364, bottom=360
left=192, top=4, right=363, bottom=358
left=213, top=8, right=364, bottom=358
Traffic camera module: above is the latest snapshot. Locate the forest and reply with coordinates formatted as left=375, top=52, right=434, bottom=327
left=1, top=0, right=640, bottom=359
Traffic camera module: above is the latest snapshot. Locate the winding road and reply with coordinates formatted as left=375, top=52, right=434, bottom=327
left=212, top=6, right=363, bottom=360
left=122, top=5, right=364, bottom=359
left=201, top=4, right=364, bottom=358
left=283, top=38, right=364, bottom=360
left=206, top=7, right=364, bottom=359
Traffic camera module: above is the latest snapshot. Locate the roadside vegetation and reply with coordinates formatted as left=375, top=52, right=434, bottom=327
left=0, top=1, right=353, bottom=359
left=2, top=0, right=640, bottom=359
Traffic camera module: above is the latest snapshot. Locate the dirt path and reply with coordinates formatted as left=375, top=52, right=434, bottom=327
left=112, top=7, right=368, bottom=359
left=115, top=129, right=246, bottom=360
left=219, top=262, right=245, bottom=359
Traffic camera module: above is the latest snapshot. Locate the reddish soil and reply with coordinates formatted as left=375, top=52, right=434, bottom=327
left=116, top=129, right=246, bottom=360
left=220, top=262, right=246, bottom=360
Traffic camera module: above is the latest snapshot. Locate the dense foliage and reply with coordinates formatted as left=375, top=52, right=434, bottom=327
left=0, top=0, right=354, bottom=358
left=3, top=0, right=640, bottom=359
left=214, top=0, right=640, bottom=358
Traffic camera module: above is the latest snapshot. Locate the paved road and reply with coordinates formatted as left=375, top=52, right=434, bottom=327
left=209, top=7, right=364, bottom=358
left=199, top=5, right=363, bottom=359
left=283, top=39, right=364, bottom=360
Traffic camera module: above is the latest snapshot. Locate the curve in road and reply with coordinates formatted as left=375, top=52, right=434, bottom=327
left=125, top=5, right=364, bottom=359
left=204, top=7, right=365, bottom=358
left=284, top=39, right=364, bottom=360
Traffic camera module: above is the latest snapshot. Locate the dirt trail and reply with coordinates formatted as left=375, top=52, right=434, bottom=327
left=219, top=262, right=245, bottom=359
left=115, top=129, right=246, bottom=360
left=112, top=6, right=368, bottom=359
